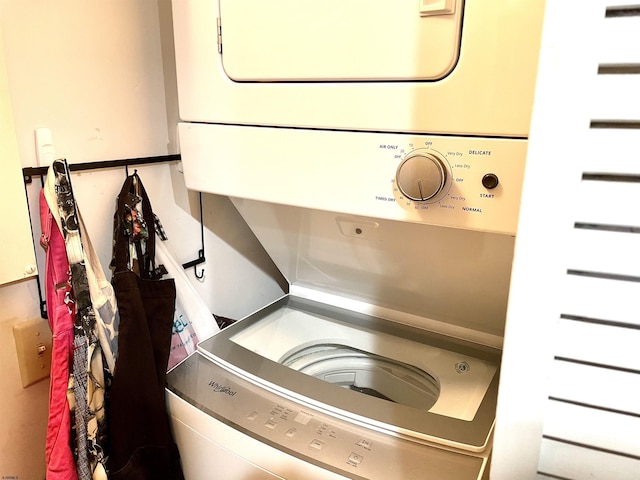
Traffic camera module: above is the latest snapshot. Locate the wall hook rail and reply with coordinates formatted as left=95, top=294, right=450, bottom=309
left=23, top=154, right=181, bottom=184
left=22, top=153, right=209, bottom=316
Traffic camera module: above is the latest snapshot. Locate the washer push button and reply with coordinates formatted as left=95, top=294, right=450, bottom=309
left=347, top=452, right=364, bottom=466
left=309, top=439, right=325, bottom=451
left=264, top=418, right=278, bottom=430
left=357, top=438, right=373, bottom=450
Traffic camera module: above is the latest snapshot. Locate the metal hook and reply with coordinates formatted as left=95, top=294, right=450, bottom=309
left=181, top=193, right=206, bottom=280
left=194, top=263, right=205, bottom=280
left=182, top=249, right=205, bottom=279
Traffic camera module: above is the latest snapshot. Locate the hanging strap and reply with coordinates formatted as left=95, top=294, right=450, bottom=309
left=114, top=172, right=157, bottom=278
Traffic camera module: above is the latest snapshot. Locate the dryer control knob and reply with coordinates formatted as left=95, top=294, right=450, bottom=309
left=396, top=152, right=448, bottom=202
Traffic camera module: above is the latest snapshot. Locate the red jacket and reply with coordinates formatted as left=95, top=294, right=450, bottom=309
left=40, top=190, right=78, bottom=480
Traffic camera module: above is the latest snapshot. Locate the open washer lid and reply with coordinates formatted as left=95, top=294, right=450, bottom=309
left=231, top=198, right=514, bottom=341
left=219, top=0, right=464, bottom=81
left=197, top=295, right=500, bottom=451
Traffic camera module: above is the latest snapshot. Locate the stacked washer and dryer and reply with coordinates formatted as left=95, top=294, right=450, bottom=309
left=166, top=1, right=546, bottom=478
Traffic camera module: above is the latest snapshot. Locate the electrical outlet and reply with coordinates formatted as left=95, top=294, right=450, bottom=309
left=13, top=318, right=52, bottom=388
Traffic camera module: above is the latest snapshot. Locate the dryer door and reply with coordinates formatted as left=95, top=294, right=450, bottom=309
left=219, top=0, right=464, bottom=82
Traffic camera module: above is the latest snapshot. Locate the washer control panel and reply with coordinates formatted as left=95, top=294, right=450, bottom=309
left=168, top=353, right=489, bottom=480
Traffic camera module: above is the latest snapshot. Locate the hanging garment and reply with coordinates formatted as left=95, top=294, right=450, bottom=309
left=108, top=173, right=184, bottom=480
left=46, top=159, right=109, bottom=480
left=79, top=213, right=119, bottom=374
left=39, top=190, right=79, bottom=480
left=44, top=169, right=119, bottom=376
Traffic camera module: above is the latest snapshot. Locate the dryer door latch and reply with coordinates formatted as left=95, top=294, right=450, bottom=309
left=420, top=0, right=456, bottom=16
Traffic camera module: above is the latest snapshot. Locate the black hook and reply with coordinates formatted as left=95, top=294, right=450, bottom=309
left=194, top=257, right=205, bottom=280
left=182, top=249, right=205, bottom=279
left=181, top=193, right=206, bottom=280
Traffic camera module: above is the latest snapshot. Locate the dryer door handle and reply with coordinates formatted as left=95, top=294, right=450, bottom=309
left=420, top=0, right=457, bottom=17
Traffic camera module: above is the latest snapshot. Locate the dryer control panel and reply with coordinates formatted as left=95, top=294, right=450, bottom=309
left=179, top=123, right=528, bottom=235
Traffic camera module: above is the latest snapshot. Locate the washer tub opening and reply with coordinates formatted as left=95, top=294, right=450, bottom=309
left=280, top=344, right=440, bottom=410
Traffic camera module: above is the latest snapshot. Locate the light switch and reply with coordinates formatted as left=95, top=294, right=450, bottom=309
left=13, top=318, right=52, bottom=388
left=35, top=127, right=56, bottom=166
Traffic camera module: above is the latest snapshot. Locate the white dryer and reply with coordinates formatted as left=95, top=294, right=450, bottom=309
left=171, top=0, right=545, bottom=137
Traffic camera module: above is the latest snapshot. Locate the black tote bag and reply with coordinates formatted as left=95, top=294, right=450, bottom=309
left=108, top=173, right=185, bottom=480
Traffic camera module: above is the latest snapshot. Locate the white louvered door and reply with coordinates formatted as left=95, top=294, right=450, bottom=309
left=537, top=3, right=640, bottom=479
left=492, top=1, right=640, bottom=479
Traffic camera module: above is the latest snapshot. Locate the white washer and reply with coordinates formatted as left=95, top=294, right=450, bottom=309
left=167, top=296, right=498, bottom=479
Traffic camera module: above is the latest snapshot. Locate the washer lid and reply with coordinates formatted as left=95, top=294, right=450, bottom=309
left=230, top=198, right=515, bottom=340
left=198, top=295, right=501, bottom=451
left=219, top=0, right=464, bottom=82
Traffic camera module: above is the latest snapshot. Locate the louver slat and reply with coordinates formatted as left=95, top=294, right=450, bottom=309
left=574, top=180, right=640, bottom=226
left=597, top=15, right=640, bottom=67
left=592, top=75, right=640, bottom=120
left=561, top=275, right=640, bottom=326
left=553, top=318, right=640, bottom=370
left=562, top=275, right=640, bottom=324
left=544, top=401, right=640, bottom=457
left=538, top=438, right=640, bottom=480
left=579, top=130, right=640, bottom=174
left=567, top=228, right=640, bottom=277
left=547, top=361, right=640, bottom=415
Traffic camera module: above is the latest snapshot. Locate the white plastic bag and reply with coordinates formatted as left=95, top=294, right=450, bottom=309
left=155, top=236, right=219, bottom=370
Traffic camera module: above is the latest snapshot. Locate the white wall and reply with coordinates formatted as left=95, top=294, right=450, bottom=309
left=0, top=1, right=285, bottom=477
left=1, top=0, right=173, bottom=164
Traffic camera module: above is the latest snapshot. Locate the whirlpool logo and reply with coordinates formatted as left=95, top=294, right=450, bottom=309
left=208, top=380, right=237, bottom=397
